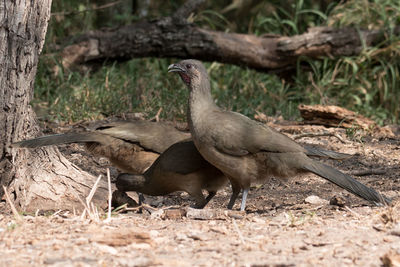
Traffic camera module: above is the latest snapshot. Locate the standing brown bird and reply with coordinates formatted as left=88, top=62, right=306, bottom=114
left=13, top=121, right=190, bottom=174
left=116, top=140, right=227, bottom=208
left=168, top=59, right=390, bottom=211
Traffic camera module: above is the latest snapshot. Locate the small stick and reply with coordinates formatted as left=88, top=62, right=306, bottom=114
left=232, top=218, right=245, bottom=245
left=115, top=203, right=157, bottom=213
left=293, top=131, right=348, bottom=143
left=51, top=210, right=62, bottom=218
left=142, top=204, right=161, bottom=213
left=351, top=169, right=386, bottom=176
left=150, top=107, right=163, bottom=122
left=113, top=203, right=128, bottom=213
left=2, top=186, right=22, bottom=222
left=79, top=175, right=103, bottom=221
left=92, top=203, right=100, bottom=221
left=304, top=204, right=325, bottom=212
left=86, top=175, right=102, bottom=208
left=78, top=196, right=89, bottom=220
left=123, top=203, right=168, bottom=212
left=345, top=206, right=361, bottom=218
left=105, top=168, right=112, bottom=222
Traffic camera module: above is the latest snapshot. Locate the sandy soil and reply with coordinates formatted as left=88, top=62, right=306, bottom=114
left=1, top=120, right=399, bottom=266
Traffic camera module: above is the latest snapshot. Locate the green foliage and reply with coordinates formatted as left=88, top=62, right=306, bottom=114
left=328, top=0, right=400, bottom=29
left=208, top=63, right=299, bottom=118
left=34, top=57, right=296, bottom=122
left=255, top=0, right=331, bottom=35
left=299, top=0, right=400, bottom=123
left=294, top=48, right=400, bottom=123
left=34, top=0, right=400, bottom=124
left=6, top=221, right=18, bottom=231
left=48, top=1, right=96, bottom=45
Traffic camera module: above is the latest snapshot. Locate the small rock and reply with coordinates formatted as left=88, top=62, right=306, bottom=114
left=117, top=256, right=153, bottom=267
left=269, top=212, right=290, bottom=226
left=111, top=190, right=138, bottom=208
left=383, top=236, right=397, bottom=243
left=163, top=208, right=186, bottom=220
left=390, top=223, right=400, bottom=237
left=94, top=243, right=118, bottom=255
left=150, top=209, right=164, bottom=219
left=90, top=228, right=152, bottom=247
left=186, top=207, right=220, bottom=220
left=75, top=237, right=89, bottom=245
left=329, top=195, right=347, bottom=207
left=251, top=216, right=266, bottom=224
left=188, top=232, right=205, bottom=241
left=381, top=250, right=400, bottom=267
left=305, top=195, right=328, bottom=205
left=149, top=230, right=159, bottom=238
left=145, top=196, right=164, bottom=207
left=175, top=233, right=188, bottom=241
left=130, top=243, right=152, bottom=250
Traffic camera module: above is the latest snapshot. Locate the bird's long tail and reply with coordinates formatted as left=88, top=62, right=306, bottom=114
left=13, top=132, right=104, bottom=148
left=303, top=160, right=390, bottom=205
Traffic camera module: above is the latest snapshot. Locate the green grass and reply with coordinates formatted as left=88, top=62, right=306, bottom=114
left=34, top=57, right=298, bottom=122
left=33, top=0, right=400, bottom=125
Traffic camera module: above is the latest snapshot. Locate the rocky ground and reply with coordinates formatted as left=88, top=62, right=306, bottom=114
left=1, top=119, right=399, bottom=266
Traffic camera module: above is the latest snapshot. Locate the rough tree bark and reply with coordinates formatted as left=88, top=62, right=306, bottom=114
left=298, top=104, right=377, bottom=130
left=0, top=1, right=108, bottom=212
left=59, top=0, right=400, bottom=72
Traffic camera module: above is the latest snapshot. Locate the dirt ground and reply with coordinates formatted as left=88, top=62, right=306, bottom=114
left=1, top=119, right=400, bottom=266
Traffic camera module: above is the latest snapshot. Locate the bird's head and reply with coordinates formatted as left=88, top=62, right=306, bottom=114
left=168, top=59, right=207, bottom=87
left=116, top=173, right=146, bottom=192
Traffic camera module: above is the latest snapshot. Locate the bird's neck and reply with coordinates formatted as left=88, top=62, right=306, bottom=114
left=187, top=77, right=218, bottom=131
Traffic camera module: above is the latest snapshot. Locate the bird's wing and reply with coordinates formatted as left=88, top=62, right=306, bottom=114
left=207, top=110, right=306, bottom=156
left=149, top=140, right=210, bottom=175
left=95, top=121, right=190, bottom=153
left=94, top=121, right=141, bottom=141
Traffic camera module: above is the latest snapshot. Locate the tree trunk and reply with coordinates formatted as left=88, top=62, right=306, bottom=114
left=0, top=1, right=108, bottom=212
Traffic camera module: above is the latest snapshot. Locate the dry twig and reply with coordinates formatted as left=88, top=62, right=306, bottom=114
left=105, top=168, right=112, bottom=222
left=150, top=107, right=163, bottom=122
left=232, top=219, right=245, bottom=245
left=2, top=186, right=22, bottom=222
left=351, top=169, right=386, bottom=176
left=345, top=206, right=361, bottom=218
left=79, top=174, right=103, bottom=221
left=293, top=131, right=348, bottom=143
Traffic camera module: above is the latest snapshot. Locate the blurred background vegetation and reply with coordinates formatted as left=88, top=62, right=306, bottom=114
left=34, top=0, right=400, bottom=124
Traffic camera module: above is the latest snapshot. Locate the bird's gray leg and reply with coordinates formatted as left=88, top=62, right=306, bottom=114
left=205, top=191, right=216, bottom=202
left=240, top=188, right=249, bottom=211
left=203, top=191, right=216, bottom=206
left=193, top=191, right=216, bottom=209
left=138, top=193, right=145, bottom=205
left=227, top=180, right=241, bottom=209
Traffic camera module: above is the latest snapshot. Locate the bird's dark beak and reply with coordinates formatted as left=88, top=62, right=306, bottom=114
left=168, top=63, right=186, bottom=73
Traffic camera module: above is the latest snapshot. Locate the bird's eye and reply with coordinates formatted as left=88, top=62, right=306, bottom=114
left=186, top=64, right=192, bottom=69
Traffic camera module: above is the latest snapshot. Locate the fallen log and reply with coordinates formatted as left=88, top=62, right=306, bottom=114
left=298, top=104, right=376, bottom=130
left=58, top=0, right=400, bottom=73
left=298, top=104, right=395, bottom=138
